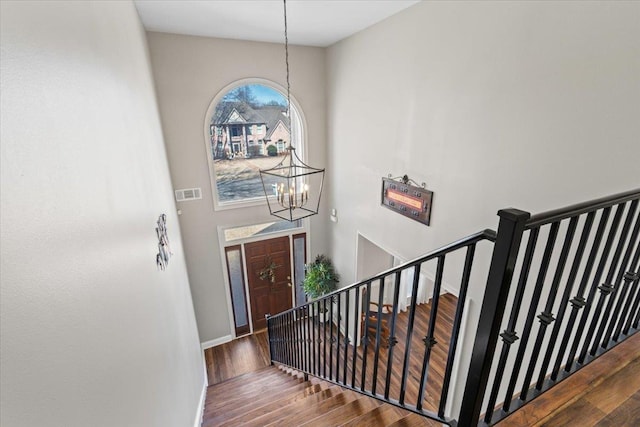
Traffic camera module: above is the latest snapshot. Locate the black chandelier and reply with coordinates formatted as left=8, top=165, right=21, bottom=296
left=259, top=0, right=325, bottom=222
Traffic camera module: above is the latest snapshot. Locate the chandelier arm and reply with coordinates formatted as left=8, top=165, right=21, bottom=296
left=290, top=147, right=325, bottom=171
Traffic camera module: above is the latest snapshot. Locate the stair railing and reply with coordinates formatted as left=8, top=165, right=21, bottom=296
left=267, top=187, right=639, bottom=426
left=267, top=229, right=497, bottom=425
left=459, top=188, right=640, bottom=426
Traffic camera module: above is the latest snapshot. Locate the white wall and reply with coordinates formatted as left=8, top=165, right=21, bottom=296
left=326, top=0, right=639, bottom=418
left=146, top=32, right=327, bottom=343
left=326, top=0, right=639, bottom=293
left=0, top=2, right=205, bottom=427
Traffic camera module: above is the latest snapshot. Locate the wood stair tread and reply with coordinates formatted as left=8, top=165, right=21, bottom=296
left=231, top=387, right=341, bottom=427
left=299, top=396, right=381, bottom=427
left=203, top=380, right=320, bottom=424
left=339, top=404, right=410, bottom=427
left=215, top=383, right=329, bottom=427
left=262, top=391, right=359, bottom=426
left=206, top=367, right=287, bottom=394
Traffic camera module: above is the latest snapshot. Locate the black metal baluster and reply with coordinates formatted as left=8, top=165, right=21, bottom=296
left=302, top=307, right=307, bottom=370
left=551, top=210, right=603, bottom=379
left=283, top=312, right=289, bottom=365
left=280, top=313, right=286, bottom=365
left=271, top=316, right=276, bottom=362
left=503, top=222, right=559, bottom=405
left=622, top=242, right=640, bottom=334
left=307, top=304, right=312, bottom=373
left=565, top=206, right=620, bottom=372
left=292, top=309, right=298, bottom=368
left=600, top=201, right=639, bottom=348
left=322, top=297, right=327, bottom=378
left=484, top=228, right=539, bottom=420
left=371, top=277, right=386, bottom=395
left=384, top=271, right=402, bottom=401
left=611, top=215, right=640, bottom=340
left=399, top=264, right=422, bottom=405
left=312, top=300, right=317, bottom=375
left=417, top=256, right=445, bottom=411
left=343, top=289, right=350, bottom=385
left=288, top=311, right=294, bottom=366
left=574, top=204, right=625, bottom=365
left=266, top=315, right=273, bottom=363
left=522, top=220, right=576, bottom=399
left=351, top=286, right=360, bottom=388
left=537, top=213, right=594, bottom=388
left=276, top=315, right=282, bottom=362
left=299, top=307, right=305, bottom=370
left=439, top=244, right=475, bottom=418
left=620, top=241, right=640, bottom=336
left=360, top=282, right=372, bottom=392
left=329, top=295, right=335, bottom=380
left=335, top=293, right=341, bottom=383
left=632, top=276, right=640, bottom=329
left=586, top=202, right=635, bottom=357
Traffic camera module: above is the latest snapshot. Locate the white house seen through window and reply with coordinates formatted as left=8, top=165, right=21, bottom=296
left=206, top=82, right=303, bottom=207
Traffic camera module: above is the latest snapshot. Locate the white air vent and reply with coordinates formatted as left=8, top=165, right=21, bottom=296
left=175, top=188, right=202, bottom=202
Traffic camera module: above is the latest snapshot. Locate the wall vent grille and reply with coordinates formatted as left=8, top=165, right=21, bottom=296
left=175, top=188, right=202, bottom=202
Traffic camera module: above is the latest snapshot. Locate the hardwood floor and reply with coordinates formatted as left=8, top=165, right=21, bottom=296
left=497, top=331, right=640, bottom=427
left=203, top=331, right=270, bottom=385
left=203, top=294, right=457, bottom=427
left=203, top=296, right=640, bottom=426
left=308, top=293, right=458, bottom=415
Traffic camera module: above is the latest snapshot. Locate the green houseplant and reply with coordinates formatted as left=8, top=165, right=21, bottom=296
left=303, top=255, right=339, bottom=300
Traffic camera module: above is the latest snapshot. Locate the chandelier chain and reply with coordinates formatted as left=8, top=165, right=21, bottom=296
left=283, top=0, right=291, bottom=125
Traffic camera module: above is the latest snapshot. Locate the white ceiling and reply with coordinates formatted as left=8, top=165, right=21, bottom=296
left=134, top=0, right=420, bottom=47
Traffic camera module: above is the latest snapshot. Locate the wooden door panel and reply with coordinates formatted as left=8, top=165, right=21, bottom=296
left=245, top=236, right=292, bottom=331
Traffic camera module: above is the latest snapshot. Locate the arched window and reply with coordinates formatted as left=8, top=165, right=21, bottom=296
left=204, top=79, right=305, bottom=209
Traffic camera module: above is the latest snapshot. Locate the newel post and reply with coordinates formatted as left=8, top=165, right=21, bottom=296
left=265, top=314, right=274, bottom=365
left=458, top=209, right=530, bottom=426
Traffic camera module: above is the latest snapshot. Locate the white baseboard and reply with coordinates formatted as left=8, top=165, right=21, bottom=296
left=192, top=380, right=207, bottom=427
left=201, top=334, right=233, bottom=350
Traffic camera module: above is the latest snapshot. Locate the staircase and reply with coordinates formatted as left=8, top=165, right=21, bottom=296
left=202, top=365, right=445, bottom=426
left=204, top=188, right=640, bottom=427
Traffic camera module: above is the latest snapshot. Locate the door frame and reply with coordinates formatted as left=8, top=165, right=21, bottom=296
left=217, top=220, right=309, bottom=340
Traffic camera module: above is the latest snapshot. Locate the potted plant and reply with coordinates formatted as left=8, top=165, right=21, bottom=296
left=303, top=255, right=339, bottom=322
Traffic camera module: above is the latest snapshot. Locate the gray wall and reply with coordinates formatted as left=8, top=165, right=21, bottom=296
left=0, top=2, right=205, bottom=427
left=325, top=0, right=639, bottom=417
left=147, top=32, right=327, bottom=343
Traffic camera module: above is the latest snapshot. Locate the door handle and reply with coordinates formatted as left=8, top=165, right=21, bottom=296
left=287, top=276, right=291, bottom=280
left=288, top=283, right=292, bottom=287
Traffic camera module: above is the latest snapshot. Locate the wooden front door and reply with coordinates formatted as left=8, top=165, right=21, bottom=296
left=245, top=236, right=293, bottom=331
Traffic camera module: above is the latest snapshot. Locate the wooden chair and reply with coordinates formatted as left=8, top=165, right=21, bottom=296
left=361, top=301, right=393, bottom=348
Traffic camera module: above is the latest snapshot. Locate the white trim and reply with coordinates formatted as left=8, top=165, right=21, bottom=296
left=192, top=380, right=207, bottom=427
left=444, top=297, right=471, bottom=418
left=202, top=77, right=310, bottom=212
left=201, top=335, right=233, bottom=350
left=240, top=243, right=254, bottom=333
left=218, top=239, right=239, bottom=343
left=216, top=219, right=308, bottom=339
